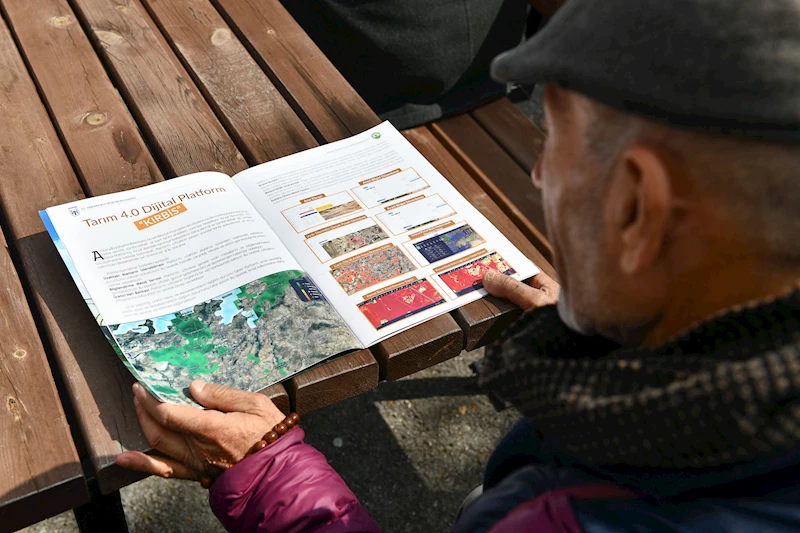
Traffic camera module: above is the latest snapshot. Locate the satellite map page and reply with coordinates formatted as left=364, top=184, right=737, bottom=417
left=109, top=270, right=360, bottom=406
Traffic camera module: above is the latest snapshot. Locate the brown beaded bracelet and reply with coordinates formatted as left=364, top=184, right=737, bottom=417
left=200, top=412, right=300, bottom=489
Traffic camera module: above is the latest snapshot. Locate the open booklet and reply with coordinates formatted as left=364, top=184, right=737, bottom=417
left=41, top=122, right=539, bottom=405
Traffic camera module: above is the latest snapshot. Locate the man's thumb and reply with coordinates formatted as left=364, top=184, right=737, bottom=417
left=190, top=380, right=260, bottom=413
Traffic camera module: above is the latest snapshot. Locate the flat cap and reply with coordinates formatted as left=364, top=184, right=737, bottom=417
left=492, top=0, right=800, bottom=142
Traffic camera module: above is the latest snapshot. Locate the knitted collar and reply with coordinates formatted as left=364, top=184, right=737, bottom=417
left=479, top=287, right=800, bottom=496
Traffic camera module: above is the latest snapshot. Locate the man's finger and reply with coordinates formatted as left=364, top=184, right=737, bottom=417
left=528, top=272, right=561, bottom=298
left=482, top=270, right=540, bottom=310
left=116, top=451, right=200, bottom=481
left=189, top=380, right=272, bottom=415
left=133, top=393, right=198, bottom=469
left=134, top=383, right=216, bottom=435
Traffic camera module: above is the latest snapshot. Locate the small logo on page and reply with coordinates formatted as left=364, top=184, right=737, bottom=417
left=68, top=206, right=80, bottom=217
left=371, top=132, right=381, bottom=139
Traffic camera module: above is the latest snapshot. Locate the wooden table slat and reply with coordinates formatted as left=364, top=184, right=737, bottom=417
left=287, top=350, right=378, bottom=414
left=139, top=0, right=318, bottom=163
left=210, top=0, right=378, bottom=141
left=430, top=114, right=553, bottom=261
left=0, top=13, right=89, bottom=530
left=68, top=0, right=248, bottom=177
left=470, top=97, right=547, bottom=175
left=407, top=127, right=557, bottom=349
left=1, top=0, right=162, bottom=196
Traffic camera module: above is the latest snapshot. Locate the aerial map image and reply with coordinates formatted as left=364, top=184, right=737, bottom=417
left=330, top=244, right=417, bottom=295
left=413, top=224, right=486, bottom=264
left=109, top=270, right=360, bottom=405
left=322, top=224, right=389, bottom=259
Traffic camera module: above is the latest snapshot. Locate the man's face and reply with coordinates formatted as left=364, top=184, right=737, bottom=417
left=535, top=86, right=628, bottom=338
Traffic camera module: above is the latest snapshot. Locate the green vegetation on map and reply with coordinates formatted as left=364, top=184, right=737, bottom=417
left=112, top=269, right=360, bottom=406
left=151, top=384, right=180, bottom=396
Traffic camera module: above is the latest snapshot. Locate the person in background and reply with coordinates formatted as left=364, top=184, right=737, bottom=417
left=116, top=0, right=800, bottom=530
left=280, top=0, right=529, bottom=130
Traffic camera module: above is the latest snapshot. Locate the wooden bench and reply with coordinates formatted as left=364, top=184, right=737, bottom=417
left=0, top=0, right=556, bottom=514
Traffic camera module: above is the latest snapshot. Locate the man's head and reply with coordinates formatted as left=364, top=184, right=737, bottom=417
left=491, top=0, right=800, bottom=345
left=537, top=85, right=800, bottom=344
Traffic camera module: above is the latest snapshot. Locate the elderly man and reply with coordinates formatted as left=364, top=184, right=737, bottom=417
left=116, top=0, right=800, bottom=530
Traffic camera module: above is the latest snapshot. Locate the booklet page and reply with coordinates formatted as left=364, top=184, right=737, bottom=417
left=233, top=122, right=540, bottom=347
left=44, top=172, right=360, bottom=405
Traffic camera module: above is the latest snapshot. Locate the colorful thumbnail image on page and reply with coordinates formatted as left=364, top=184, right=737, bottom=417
left=331, top=244, right=416, bottom=295
left=413, top=224, right=486, bottom=264
left=438, top=252, right=516, bottom=297
left=321, top=224, right=389, bottom=260
left=358, top=279, right=446, bottom=330
left=108, top=270, right=361, bottom=406
left=318, top=200, right=361, bottom=221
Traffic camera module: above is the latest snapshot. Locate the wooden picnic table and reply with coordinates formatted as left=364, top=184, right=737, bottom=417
left=0, top=0, right=554, bottom=530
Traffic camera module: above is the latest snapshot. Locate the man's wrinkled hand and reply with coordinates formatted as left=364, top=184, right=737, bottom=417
left=482, top=271, right=560, bottom=311
left=115, top=381, right=285, bottom=481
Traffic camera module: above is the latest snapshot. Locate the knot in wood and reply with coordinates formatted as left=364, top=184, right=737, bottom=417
left=211, top=28, right=231, bottom=46
left=12, top=348, right=26, bottom=360
left=214, top=162, right=224, bottom=171
left=84, top=112, right=108, bottom=126
left=95, top=30, right=124, bottom=47
left=115, top=5, right=127, bottom=11
left=50, top=15, right=74, bottom=28
left=7, top=396, right=20, bottom=421
left=267, top=29, right=276, bottom=35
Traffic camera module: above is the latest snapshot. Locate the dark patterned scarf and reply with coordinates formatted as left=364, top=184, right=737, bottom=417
left=479, top=286, right=800, bottom=493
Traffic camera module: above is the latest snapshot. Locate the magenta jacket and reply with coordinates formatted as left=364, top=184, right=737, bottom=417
left=209, top=428, right=379, bottom=532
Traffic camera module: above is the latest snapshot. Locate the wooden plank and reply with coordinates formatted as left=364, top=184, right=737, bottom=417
left=139, top=0, right=318, bottom=162
left=0, top=15, right=88, bottom=531
left=430, top=114, right=553, bottom=261
left=371, top=322, right=464, bottom=383
left=209, top=0, right=378, bottom=141
left=1, top=0, right=162, bottom=196
left=286, top=350, right=378, bottom=414
left=68, top=0, right=248, bottom=177
left=470, top=97, right=547, bottom=175
left=405, top=127, right=557, bottom=350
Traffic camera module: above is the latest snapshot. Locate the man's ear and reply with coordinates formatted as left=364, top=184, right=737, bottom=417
left=607, top=145, right=672, bottom=275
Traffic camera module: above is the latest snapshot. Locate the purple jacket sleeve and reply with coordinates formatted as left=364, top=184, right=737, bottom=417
left=209, top=428, right=381, bottom=533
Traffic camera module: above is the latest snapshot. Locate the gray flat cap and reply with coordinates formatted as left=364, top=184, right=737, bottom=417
left=492, top=0, right=800, bottom=142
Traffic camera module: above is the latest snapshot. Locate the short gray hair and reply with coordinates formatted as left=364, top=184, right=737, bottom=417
left=583, top=99, right=800, bottom=262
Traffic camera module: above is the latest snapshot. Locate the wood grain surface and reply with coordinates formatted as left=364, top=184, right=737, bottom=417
left=470, top=98, right=547, bottom=175
left=1, top=0, right=162, bottom=196
left=141, top=0, right=317, bottom=162
left=287, top=350, right=378, bottom=414
left=210, top=0, right=378, bottom=141
left=0, top=14, right=89, bottom=530
left=69, top=0, right=247, bottom=177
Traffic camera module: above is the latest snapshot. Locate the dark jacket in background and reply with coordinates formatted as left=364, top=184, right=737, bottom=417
left=281, top=0, right=528, bottom=129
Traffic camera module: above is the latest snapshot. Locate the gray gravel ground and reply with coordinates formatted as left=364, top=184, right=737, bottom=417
left=20, top=349, right=522, bottom=533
